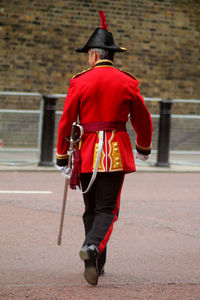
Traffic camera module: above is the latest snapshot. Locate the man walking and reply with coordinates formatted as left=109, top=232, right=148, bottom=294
left=56, top=11, right=153, bottom=286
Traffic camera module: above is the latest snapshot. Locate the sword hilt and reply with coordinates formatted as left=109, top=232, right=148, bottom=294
left=71, top=122, right=84, bottom=143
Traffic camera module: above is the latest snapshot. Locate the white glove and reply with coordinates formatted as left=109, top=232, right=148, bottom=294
left=135, top=151, right=149, bottom=161
left=56, top=165, right=72, bottom=179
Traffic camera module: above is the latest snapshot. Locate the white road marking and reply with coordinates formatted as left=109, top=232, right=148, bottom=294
left=0, top=191, right=52, bottom=194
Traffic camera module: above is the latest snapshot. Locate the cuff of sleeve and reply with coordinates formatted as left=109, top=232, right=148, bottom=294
left=56, top=153, right=69, bottom=166
left=135, top=141, right=152, bottom=155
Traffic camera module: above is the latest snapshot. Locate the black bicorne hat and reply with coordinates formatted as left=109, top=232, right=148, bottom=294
left=76, top=11, right=126, bottom=53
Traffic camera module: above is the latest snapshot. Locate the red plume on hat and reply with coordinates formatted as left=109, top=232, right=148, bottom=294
left=99, top=10, right=108, bottom=31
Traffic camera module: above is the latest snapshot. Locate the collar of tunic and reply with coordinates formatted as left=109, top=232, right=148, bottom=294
left=94, top=59, right=113, bottom=68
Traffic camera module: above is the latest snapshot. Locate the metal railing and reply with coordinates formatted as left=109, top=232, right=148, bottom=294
left=0, top=91, right=200, bottom=167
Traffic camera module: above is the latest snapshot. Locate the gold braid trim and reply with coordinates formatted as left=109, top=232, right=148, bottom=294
left=56, top=153, right=68, bottom=160
left=72, top=68, right=92, bottom=79
left=119, top=69, right=137, bottom=80
left=135, top=141, right=152, bottom=151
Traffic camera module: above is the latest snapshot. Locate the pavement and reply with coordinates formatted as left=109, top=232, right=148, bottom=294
left=0, top=165, right=200, bottom=299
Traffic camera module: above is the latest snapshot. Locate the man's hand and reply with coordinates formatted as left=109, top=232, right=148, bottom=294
left=56, top=165, right=72, bottom=179
left=135, top=151, right=149, bottom=161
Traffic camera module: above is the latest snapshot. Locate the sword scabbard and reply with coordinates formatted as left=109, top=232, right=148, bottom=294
left=57, top=121, right=84, bottom=245
left=57, top=177, right=69, bottom=245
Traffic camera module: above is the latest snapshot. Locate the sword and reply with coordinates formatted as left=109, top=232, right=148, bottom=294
left=57, top=122, right=83, bottom=246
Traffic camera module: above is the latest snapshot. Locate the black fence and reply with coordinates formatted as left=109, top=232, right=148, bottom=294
left=0, top=92, right=200, bottom=167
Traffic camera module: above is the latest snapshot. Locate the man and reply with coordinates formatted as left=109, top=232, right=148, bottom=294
left=56, top=11, right=153, bottom=286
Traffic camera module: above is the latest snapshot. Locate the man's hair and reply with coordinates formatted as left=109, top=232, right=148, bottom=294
left=91, top=48, right=115, bottom=61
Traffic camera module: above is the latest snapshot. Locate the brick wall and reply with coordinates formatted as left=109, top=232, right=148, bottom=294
left=0, top=0, right=200, bottom=105
left=0, top=0, right=200, bottom=154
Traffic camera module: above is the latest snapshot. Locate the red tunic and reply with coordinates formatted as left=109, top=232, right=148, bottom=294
left=56, top=59, right=153, bottom=173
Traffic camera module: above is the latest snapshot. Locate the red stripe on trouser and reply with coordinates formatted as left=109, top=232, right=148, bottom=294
left=112, top=176, right=124, bottom=215
left=98, top=178, right=124, bottom=253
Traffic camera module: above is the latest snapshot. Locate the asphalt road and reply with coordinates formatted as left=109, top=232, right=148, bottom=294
left=0, top=171, right=200, bottom=299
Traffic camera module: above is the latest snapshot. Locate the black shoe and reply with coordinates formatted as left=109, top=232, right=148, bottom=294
left=99, top=265, right=105, bottom=276
left=79, top=245, right=99, bottom=286
left=98, top=247, right=106, bottom=276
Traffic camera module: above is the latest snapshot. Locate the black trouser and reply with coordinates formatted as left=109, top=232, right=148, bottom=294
left=80, top=172, right=124, bottom=268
